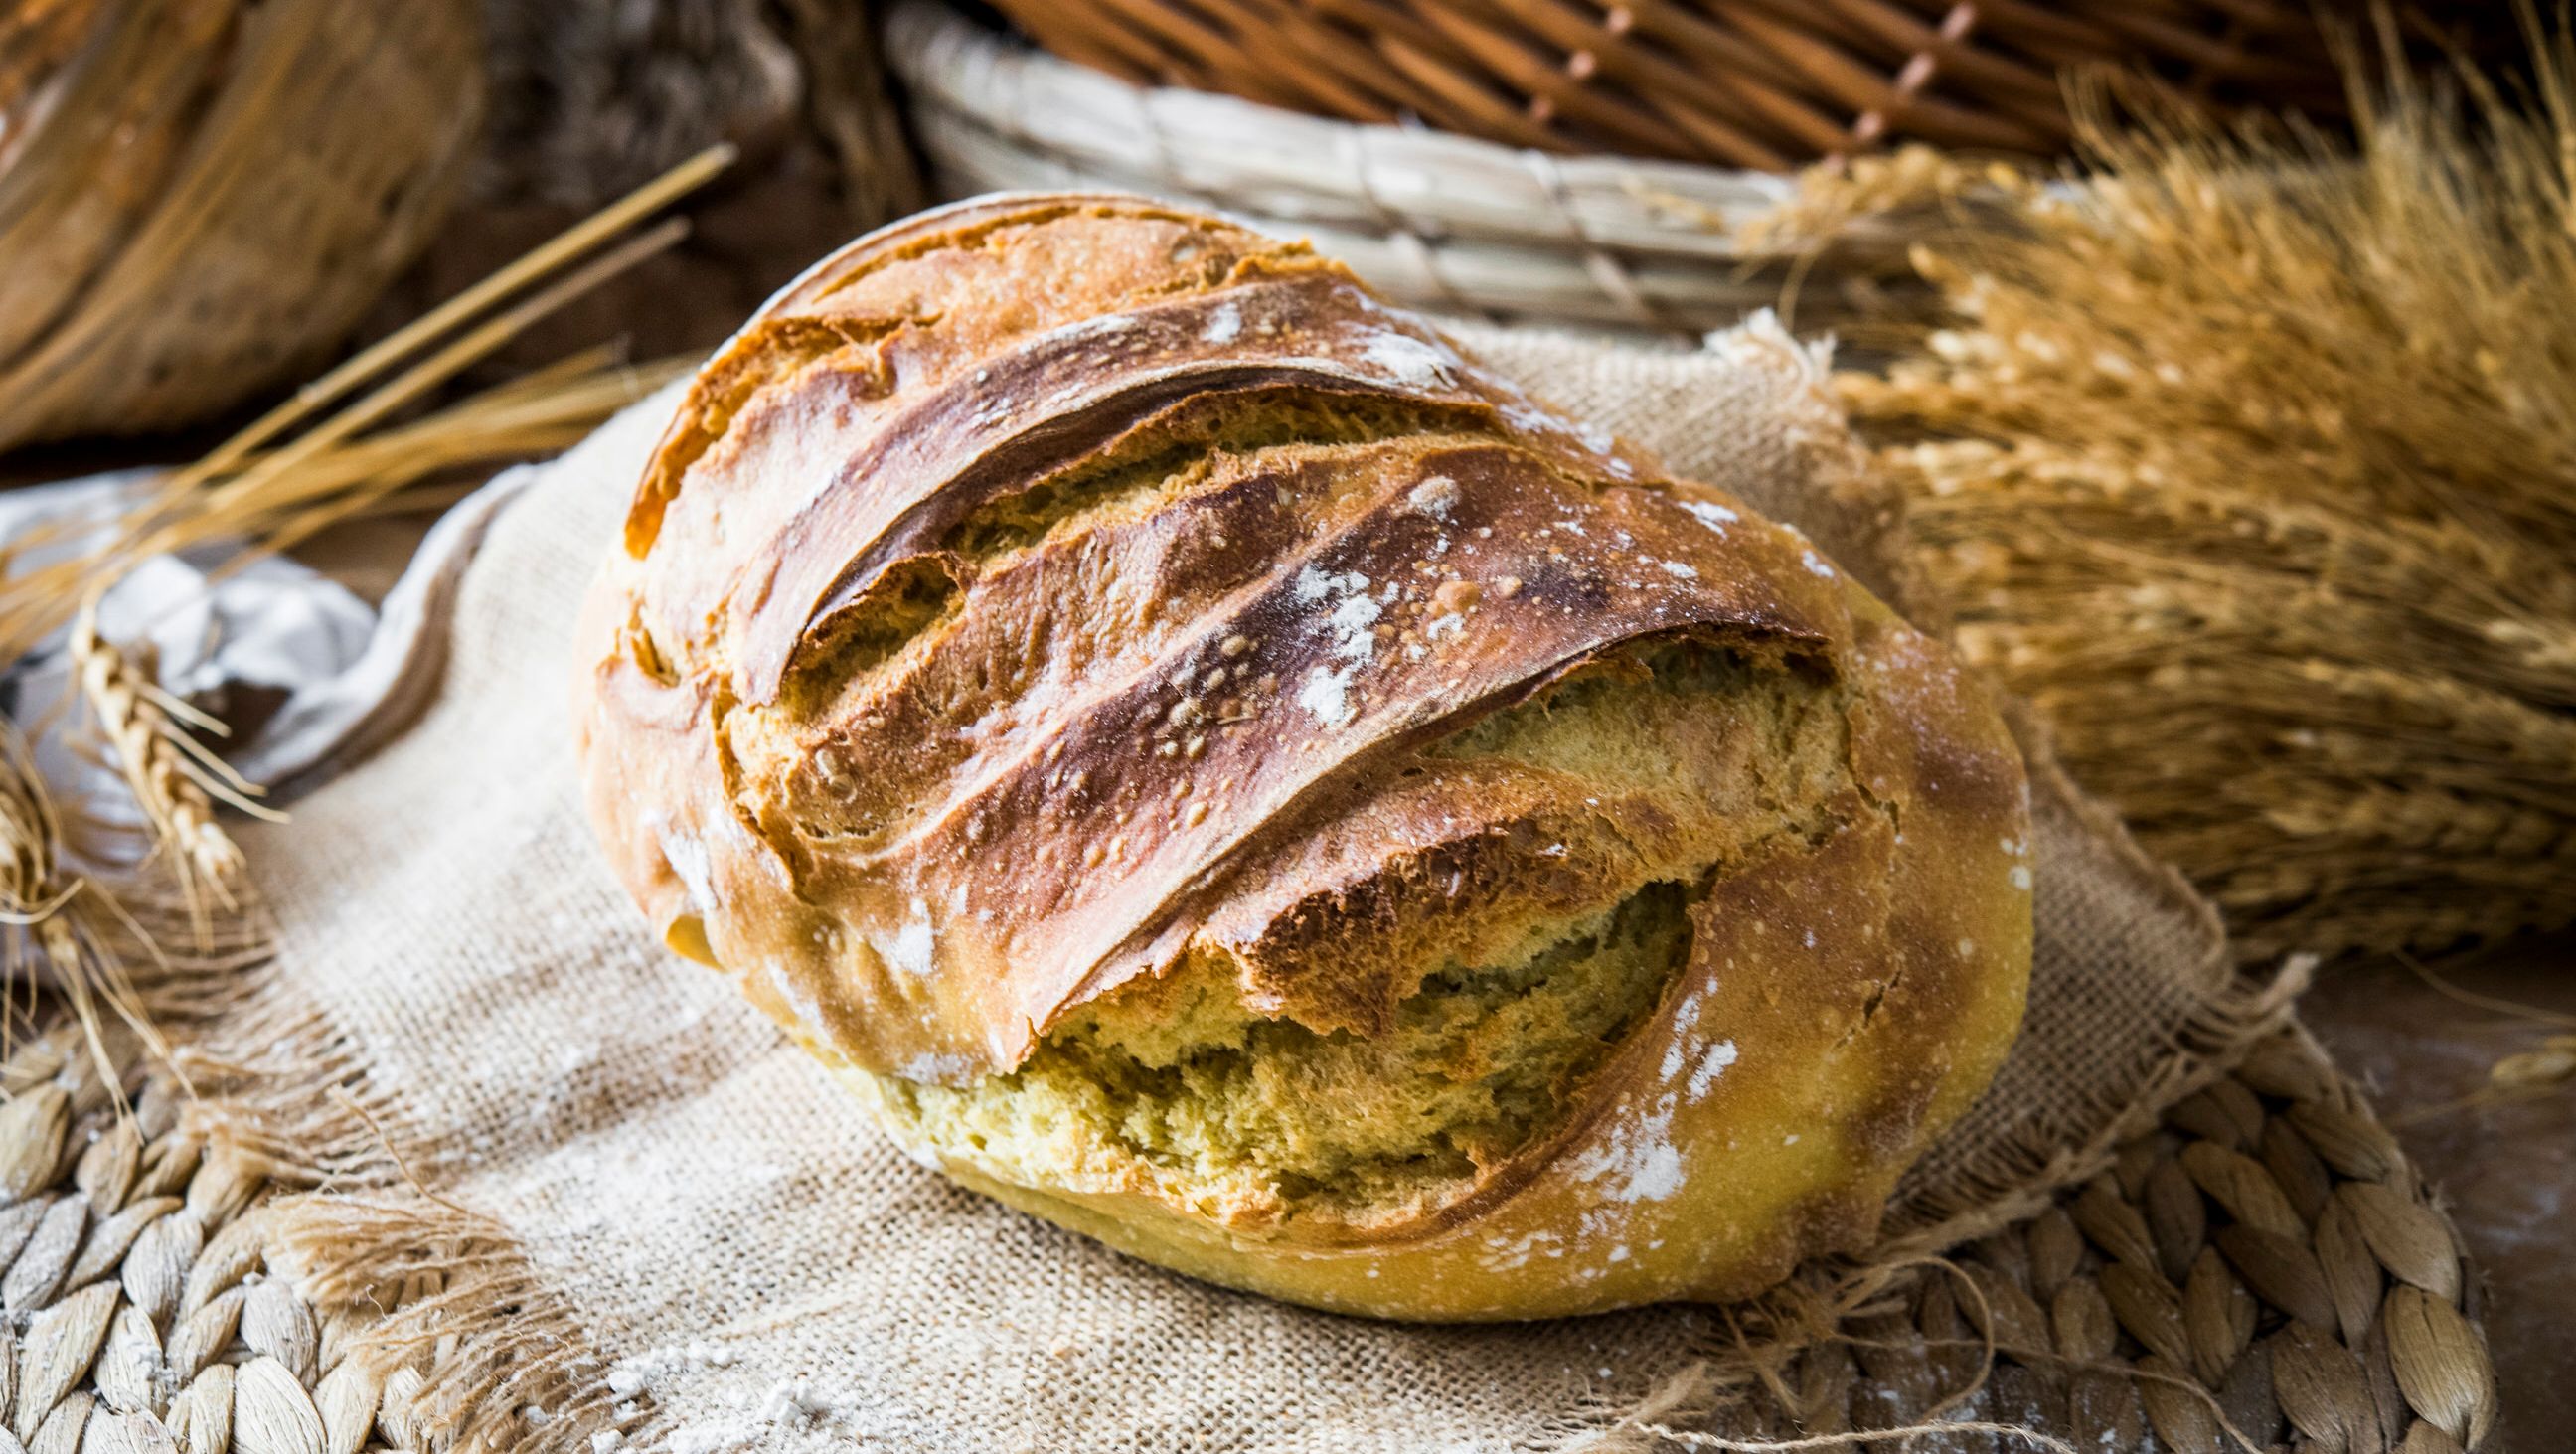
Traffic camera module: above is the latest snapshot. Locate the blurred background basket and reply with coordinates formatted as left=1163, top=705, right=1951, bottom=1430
left=0, top=0, right=484, bottom=453
left=979, top=0, right=2497, bottom=169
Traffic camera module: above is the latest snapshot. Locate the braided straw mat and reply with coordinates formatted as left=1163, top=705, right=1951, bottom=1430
left=57, top=315, right=2484, bottom=1453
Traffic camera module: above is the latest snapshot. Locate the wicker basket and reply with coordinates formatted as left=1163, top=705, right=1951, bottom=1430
left=888, top=3, right=1923, bottom=333
left=0, top=0, right=483, bottom=454
left=986, top=0, right=2500, bottom=170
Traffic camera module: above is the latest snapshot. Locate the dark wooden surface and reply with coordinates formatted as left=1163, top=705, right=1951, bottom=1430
left=2303, top=935, right=2576, bottom=1451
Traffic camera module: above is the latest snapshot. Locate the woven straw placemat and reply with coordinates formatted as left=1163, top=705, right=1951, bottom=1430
left=0, top=1015, right=2496, bottom=1451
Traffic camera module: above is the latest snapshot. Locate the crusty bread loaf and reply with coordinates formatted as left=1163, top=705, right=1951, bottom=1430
left=573, top=195, right=2033, bottom=1321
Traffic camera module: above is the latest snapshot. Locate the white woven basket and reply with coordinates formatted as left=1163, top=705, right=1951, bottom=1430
left=885, top=3, right=1915, bottom=334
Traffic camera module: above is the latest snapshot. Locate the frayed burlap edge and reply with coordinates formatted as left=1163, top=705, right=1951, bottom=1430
left=1546, top=944, right=2313, bottom=1453
left=1688, top=314, right=2300, bottom=1249
left=1508, top=338, right=2317, bottom=1446
left=138, top=319, right=2309, bottom=1454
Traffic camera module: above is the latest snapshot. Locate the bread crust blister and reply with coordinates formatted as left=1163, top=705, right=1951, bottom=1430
left=575, top=195, right=2033, bottom=1321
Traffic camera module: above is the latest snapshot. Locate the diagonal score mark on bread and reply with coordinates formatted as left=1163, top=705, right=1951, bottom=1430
left=573, top=194, right=2034, bottom=1321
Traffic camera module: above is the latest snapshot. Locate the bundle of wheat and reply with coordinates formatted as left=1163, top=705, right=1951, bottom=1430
left=1827, top=22, right=2576, bottom=963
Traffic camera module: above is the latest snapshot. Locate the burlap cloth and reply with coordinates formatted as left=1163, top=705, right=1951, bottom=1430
left=212, top=316, right=2297, bottom=1453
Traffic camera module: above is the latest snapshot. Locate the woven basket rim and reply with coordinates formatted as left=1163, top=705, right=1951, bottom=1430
left=885, top=2, right=1950, bottom=332
left=886, top=2, right=1925, bottom=264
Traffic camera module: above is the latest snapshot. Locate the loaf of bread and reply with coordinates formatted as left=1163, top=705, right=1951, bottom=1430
left=574, top=195, right=2033, bottom=1321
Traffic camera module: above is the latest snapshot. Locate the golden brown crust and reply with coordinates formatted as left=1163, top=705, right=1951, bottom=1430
left=574, top=194, right=2033, bottom=1319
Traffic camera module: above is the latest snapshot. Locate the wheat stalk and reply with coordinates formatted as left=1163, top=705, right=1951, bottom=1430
left=0, top=149, right=722, bottom=1126
left=32, top=338, right=693, bottom=952
left=0, top=147, right=728, bottom=667
left=1726, top=145, right=2023, bottom=257
left=1826, top=9, right=2576, bottom=963
left=0, top=722, right=176, bottom=1106
left=66, top=602, right=270, bottom=943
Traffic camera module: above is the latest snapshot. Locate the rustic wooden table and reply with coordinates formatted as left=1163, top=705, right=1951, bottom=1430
left=2303, top=935, right=2575, bottom=1450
